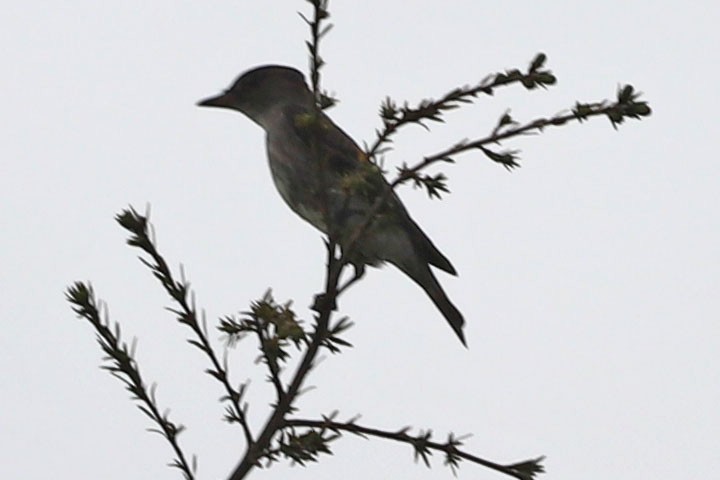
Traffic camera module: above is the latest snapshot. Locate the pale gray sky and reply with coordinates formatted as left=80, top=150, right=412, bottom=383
left=2, top=1, right=718, bottom=479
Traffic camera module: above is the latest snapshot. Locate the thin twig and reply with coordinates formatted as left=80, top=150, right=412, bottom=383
left=285, top=418, right=544, bottom=480
left=366, top=55, right=556, bottom=159
left=115, top=210, right=254, bottom=447
left=253, top=319, right=287, bottom=402
left=66, top=283, right=196, bottom=480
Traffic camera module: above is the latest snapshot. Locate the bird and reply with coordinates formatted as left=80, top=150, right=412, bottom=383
left=198, top=65, right=466, bottom=345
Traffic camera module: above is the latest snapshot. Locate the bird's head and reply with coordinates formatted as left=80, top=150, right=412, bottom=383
left=197, top=65, right=314, bottom=128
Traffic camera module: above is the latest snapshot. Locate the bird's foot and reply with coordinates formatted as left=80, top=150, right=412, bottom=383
left=337, top=263, right=365, bottom=296
left=311, top=264, right=366, bottom=313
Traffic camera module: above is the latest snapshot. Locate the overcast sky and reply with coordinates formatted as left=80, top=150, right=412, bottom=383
left=2, top=1, right=718, bottom=479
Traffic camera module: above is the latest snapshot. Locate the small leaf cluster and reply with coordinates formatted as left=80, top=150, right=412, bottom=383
left=573, top=84, right=652, bottom=128
left=272, top=427, right=339, bottom=466
left=397, top=164, right=451, bottom=199
left=220, top=293, right=305, bottom=347
left=409, top=429, right=474, bottom=475
left=317, top=314, right=353, bottom=353
left=219, top=292, right=306, bottom=381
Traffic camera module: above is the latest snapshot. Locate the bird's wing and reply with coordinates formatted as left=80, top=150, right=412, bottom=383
left=284, top=105, right=365, bottom=172
left=286, top=105, right=457, bottom=275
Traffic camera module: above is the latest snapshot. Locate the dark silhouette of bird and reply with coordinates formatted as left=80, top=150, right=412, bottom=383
left=198, top=65, right=466, bottom=345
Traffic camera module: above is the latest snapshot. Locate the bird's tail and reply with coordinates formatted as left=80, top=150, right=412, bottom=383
left=394, top=260, right=467, bottom=346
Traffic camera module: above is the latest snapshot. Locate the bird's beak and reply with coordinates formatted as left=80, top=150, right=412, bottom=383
left=197, top=92, right=234, bottom=109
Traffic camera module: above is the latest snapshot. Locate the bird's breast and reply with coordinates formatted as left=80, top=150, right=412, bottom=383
left=266, top=142, right=328, bottom=233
